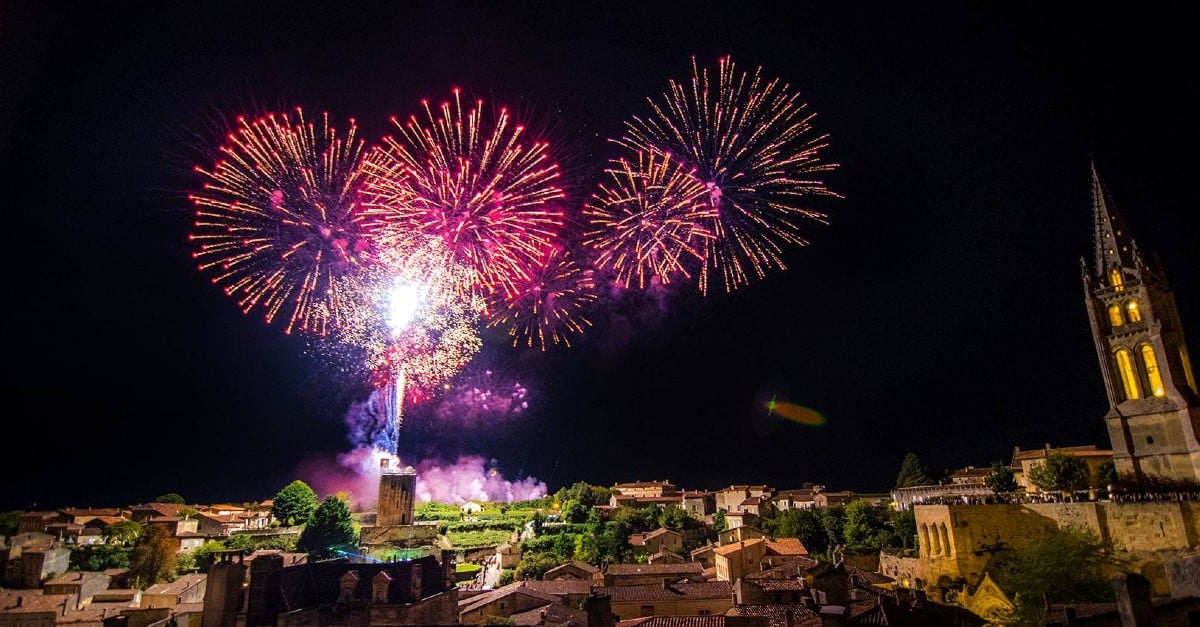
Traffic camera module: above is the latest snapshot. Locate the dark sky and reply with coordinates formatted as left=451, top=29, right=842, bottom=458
left=3, top=3, right=1197, bottom=510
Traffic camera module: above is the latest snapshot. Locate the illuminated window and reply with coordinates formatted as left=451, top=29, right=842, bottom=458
left=1126, top=300, right=1142, bottom=322
left=1110, top=268, right=1125, bottom=291
left=1142, top=345, right=1165, bottom=397
left=1108, top=304, right=1124, bottom=327
left=1115, top=348, right=1141, bottom=400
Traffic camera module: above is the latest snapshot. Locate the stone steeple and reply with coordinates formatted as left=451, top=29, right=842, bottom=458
left=1082, top=162, right=1200, bottom=483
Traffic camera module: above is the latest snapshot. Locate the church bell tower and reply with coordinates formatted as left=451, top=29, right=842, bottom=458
left=1083, top=162, right=1200, bottom=483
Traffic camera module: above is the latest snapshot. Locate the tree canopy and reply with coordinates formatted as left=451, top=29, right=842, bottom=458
left=154, top=493, right=186, bottom=504
left=272, top=480, right=319, bottom=526
left=297, top=495, right=357, bottom=559
left=996, top=527, right=1115, bottom=624
left=1029, top=452, right=1089, bottom=493
left=127, top=525, right=178, bottom=588
left=985, top=460, right=1020, bottom=494
left=895, top=453, right=932, bottom=488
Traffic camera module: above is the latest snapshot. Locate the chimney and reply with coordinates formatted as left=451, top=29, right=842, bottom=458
left=583, top=592, right=615, bottom=627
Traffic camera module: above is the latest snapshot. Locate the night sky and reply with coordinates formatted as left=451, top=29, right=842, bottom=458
left=4, top=3, right=1198, bottom=510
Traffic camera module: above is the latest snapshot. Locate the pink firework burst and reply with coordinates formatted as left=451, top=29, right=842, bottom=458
left=360, top=89, right=566, bottom=301
left=189, top=108, right=371, bottom=335
left=487, top=246, right=596, bottom=350
left=584, top=150, right=716, bottom=290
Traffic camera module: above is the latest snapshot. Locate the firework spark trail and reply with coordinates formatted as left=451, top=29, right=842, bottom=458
left=584, top=150, right=716, bottom=290
left=332, top=239, right=484, bottom=412
left=190, top=108, right=371, bottom=335
left=486, top=246, right=596, bottom=350
left=360, top=90, right=566, bottom=302
left=616, top=57, right=840, bottom=294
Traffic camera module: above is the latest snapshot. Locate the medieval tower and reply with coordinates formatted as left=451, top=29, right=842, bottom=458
left=1083, top=162, right=1200, bottom=483
left=377, top=457, right=416, bottom=527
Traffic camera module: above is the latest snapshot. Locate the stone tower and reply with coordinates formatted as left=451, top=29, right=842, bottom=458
left=1082, top=162, right=1200, bottom=482
left=377, top=457, right=416, bottom=527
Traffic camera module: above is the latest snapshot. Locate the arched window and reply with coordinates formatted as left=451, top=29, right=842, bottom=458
left=939, top=523, right=952, bottom=557
left=1141, top=345, right=1165, bottom=397
left=1115, top=348, right=1142, bottom=400
left=1108, top=304, right=1124, bottom=327
left=1126, top=299, right=1142, bottom=323
left=919, top=524, right=930, bottom=554
left=1110, top=268, right=1125, bottom=291
left=930, top=523, right=942, bottom=555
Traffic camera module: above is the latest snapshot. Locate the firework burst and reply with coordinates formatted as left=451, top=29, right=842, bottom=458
left=584, top=151, right=716, bottom=289
left=360, top=90, right=566, bottom=301
left=332, top=239, right=484, bottom=399
left=487, top=246, right=596, bottom=350
left=617, top=56, right=840, bottom=294
left=189, top=108, right=371, bottom=335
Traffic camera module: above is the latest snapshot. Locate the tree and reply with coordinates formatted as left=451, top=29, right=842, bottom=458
left=843, top=501, right=891, bottom=550
left=817, top=507, right=846, bottom=551
left=985, top=460, right=1019, bottom=494
left=127, top=525, right=178, bottom=588
left=1096, top=459, right=1118, bottom=489
left=890, top=509, right=917, bottom=549
left=272, top=480, right=319, bottom=526
left=154, top=493, right=186, bottom=504
left=0, top=510, right=23, bottom=537
left=713, top=510, right=728, bottom=532
left=69, top=545, right=131, bottom=571
left=1029, top=452, right=1089, bottom=493
left=996, top=528, right=1115, bottom=624
left=104, top=520, right=143, bottom=546
left=764, top=508, right=828, bottom=554
left=297, top=495, right=357, bottom=559
left=222, top=533, right=256, bottom=552
left=178, top=507, right=199, bottom=520
left=895, top=453, right=932, bottom=488
left=560, top=499, right=589, bottom=524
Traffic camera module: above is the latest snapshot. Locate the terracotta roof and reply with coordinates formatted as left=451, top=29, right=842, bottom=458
left=133, top=503, right=187, bottom=516
left=644, top=528, right=678, bottom=541
left=543, top=561, right=600, bottom=577
left=739, top=497, right=765, bottom=507
left=598, top=581, right=733, bottom=603
left=86, top=516, right=129, bottom=527
left=628, top=533, right=646, bottom=547
left=748, top=579, right=807, bottom=592
left=60, top=508, right=122, bottom=518
left=458, top=582, right=560, bottom=615
left=44, top=571, right=109, bottom=586
left=713, top=538, right=766, bottom=556
left=144, top=573, right=207, bottom=595
left=606, top=562, right=704, bottom=577
left=148, top=516, right=181, bottom=523
left=690, top=545, right=714, bottom=557
left=523, top=580, right=597, bottom=596
left=0, top=591, right=77, bottom=613
left=511, top=602, right=589, bottom=627
left=765, top=539, right=807, bottom=556
left=747, top=557, right=819, bottom=580
left=729, top=604, right=821, bottom=627
left=206, top=504, right=245, bottom=511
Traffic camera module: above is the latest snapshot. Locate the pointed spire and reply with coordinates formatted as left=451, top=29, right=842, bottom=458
left=1092, top=160, right=1138, bottom=278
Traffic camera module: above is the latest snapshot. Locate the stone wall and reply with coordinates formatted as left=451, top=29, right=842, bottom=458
left=914, top=501, right=1200, bottom=596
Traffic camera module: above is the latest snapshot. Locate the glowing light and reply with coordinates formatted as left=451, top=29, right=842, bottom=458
left=616, top=56, right=840, bottom=294
left=387, top=282, right=423, bottom=333
left=190, top=108, right=370, bottom=335
left=765, top=399, right=827, bottom=427
left=584, top=150, right=715, bottom=289
left=361, top=90, right=565, bottom=301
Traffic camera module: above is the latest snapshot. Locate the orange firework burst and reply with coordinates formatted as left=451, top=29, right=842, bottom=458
left=360, top=89, right=565, bottom=301
left=189, top=108, right=370, bottom=335
left=584, top=150, right=716, bottom=289
left=617, top=56, right=840, bottom=294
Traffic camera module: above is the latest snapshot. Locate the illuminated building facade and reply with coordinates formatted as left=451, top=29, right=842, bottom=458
left=1083, top=163, right=1200, bottom=483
